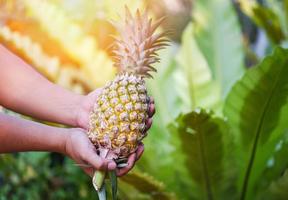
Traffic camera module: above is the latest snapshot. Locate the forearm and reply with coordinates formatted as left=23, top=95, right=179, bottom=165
left=0, top=113, right=67, bottom=153
left=0, top=44, right=84, bottom=126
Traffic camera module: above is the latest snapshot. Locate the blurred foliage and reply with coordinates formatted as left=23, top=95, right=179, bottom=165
left=1, top=0, right=288, bottom=200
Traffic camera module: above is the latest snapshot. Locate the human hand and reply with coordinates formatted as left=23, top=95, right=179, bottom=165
left=64, top=128, right=117, bottom=176
left=75, top=89, right=156, bottom=176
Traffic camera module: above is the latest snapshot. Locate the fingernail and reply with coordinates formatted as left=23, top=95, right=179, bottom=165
left=108, top=162, right=116, bottom=170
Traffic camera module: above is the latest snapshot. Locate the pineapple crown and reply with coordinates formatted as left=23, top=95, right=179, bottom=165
left=111, top=7, right=169, bottom=78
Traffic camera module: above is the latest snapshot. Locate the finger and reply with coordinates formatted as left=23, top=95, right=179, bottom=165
left=116, top=153, right=136, bottom=177
left=148, top=103, right=155, bottom=117
left=149, top=97, right=155, bottom=104
left=144, top=118, right=153, bottom=132
left=81, top=167, right=94, bottom=177
left=136, top=143, right=144, bottom=161
left=82, top=148, right=116, bottom=171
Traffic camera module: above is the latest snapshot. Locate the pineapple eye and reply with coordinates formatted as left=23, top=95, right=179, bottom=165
left=128, top=85, right=137, bottom=93
left=135, top=103, right=142, bottom=110
left=118, top=86, right=127, bottom=95
left=110, top=98, right=119, bottom=106
left=104, top=107, right=114, bottom=118
left=108, top=91, right=118, bottom=98
left=129, top=111, right=137, bottom=121
left=120, top=123, right=130, bottom=132
left=125, top=102, right=133, bottom=111
left=139, top=94, right=147, bottom=103
left=119, top=112, right=129, bottom=121
left=128, top=134, right=137, bottom=142
left=120, top=95, right=130, bottom=103
left=130, top=94, right=139, bottom=102
left=108, top=115, right=118, bottom=125
left=115, top=104, right=124, bottom=112
left=99, top=120, right=108, bottom=129
left=137, top=84, right=146, bottom=93
left=137, top=113, right=145, bottom=121
left=130, top=122, right=139, bottom=131
left=111, top=126, right=119, bottom=134
left=116, top=134, right=127, bottom=146
left=98, top=95, right=108, bottom=105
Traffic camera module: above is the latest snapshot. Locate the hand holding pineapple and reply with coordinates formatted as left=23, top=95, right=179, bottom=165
left=0, top=43, right=155, bottom=177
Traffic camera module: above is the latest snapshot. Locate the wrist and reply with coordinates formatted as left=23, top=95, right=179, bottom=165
left=72, top=94, right=86, bottom=127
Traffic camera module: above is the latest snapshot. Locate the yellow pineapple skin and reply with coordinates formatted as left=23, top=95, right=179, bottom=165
left=88, top=73, right=149, bottom=158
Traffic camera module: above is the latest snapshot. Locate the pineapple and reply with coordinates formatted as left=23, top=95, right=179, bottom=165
left=88, top=8, right=168, bottom=191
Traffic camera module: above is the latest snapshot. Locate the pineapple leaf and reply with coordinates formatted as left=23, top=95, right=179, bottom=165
left=174, top=109, right=229, bottom=200
left=175, top=23, right=221, bottom=112
left=120, top=171, right=176, bottom=200
left=193, top=0, right=245, bottom=98
left=224, top=47, right=288, bottom=199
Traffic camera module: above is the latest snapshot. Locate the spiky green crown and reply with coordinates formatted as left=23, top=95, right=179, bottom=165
left=112, top=7, right=168, bottom=78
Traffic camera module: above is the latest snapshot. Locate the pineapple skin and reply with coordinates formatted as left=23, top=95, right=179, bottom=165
left=88, top=73, right=149, bottom=159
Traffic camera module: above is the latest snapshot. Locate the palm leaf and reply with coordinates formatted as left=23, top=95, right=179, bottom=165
left=175, top=109, right=229, bottom=200
left=193, top=0, right=245, bottom=97
left=224, top=47, right=288, bottom=199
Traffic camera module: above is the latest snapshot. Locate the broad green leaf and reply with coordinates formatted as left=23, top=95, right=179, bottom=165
left=175, top=109, right=230, bottom=200
left=176, top=23, right=221, bottom=112
left=142, top=45, right=195, bottom=199
left=120, top=171, right=176, bottom=200
left=224, top=47, right=288, bottom=199
left=239, top=0, right=285, bottom=44
left=193, top=0, right=245, bottom=97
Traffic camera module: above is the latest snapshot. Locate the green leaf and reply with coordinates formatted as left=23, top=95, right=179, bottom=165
left=224, top=47, right=288, bottom=199
left=108, top=171, right=117, bottom=200
left=193, top=0, right=245, bottom=98
left=120, top=171, right=176, bottom=200
left=143, top=45, right=194, bottom=199
left=175, top=23, right=221, bottom=112
left=255, top=130, right=288, bottom=199
left=175, top=109, right=229, bottom=200
left=239, top=0, right=285, bottom=44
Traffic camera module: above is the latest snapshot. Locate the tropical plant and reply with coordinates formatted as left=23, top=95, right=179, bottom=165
left=1, top=0, right=288, bottom=200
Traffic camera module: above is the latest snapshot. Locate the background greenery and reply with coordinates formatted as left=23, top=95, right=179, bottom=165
left=1, top=0, right=288, bottom=199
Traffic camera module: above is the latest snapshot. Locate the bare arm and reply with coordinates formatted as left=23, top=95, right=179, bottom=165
left=0, top=112, right=116, bottom=173
left=0, top=112, right=66, bottom=153
left=0, top=44, right=84, bottom=127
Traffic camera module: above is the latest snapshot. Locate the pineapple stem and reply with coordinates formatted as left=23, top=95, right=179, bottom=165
left=93, top=170, right=107, bottom=191
left=92, top=149, right=110, bottom=191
